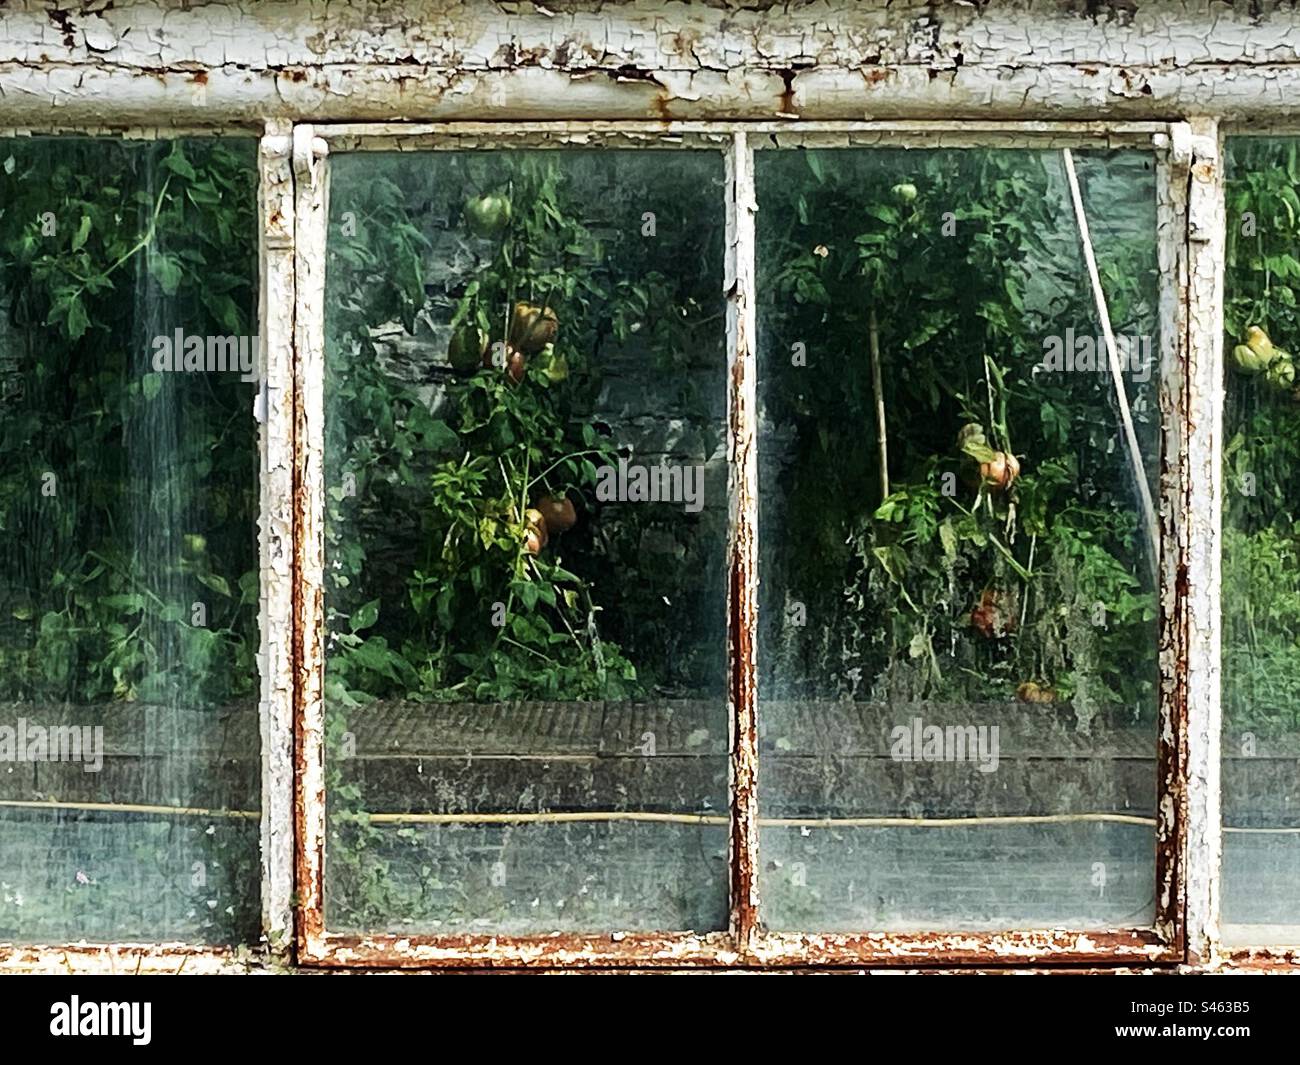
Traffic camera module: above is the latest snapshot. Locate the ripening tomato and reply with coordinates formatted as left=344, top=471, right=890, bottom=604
left=509, top=302, right=560, bottom=354
left=523, top=508, right=549, bottom=555
left=536, top=494, right=577, bottom=535
left=507, top=349, right=527, bottom=384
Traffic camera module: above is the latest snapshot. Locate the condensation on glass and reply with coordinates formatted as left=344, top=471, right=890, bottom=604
left=320, top=149, right=728, bottom=934
left=1221, top=137, right=1300, bottom=948
left=755, top=147, right=1162, bottom=931
left=0, top=137, right=261, bottom=944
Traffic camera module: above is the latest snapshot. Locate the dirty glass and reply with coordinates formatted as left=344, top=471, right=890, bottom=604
left=1221, top=138, right=1300, bottom=946
left=322, top=149, right=728, bottom=934
left=0, top=137, right=261, bottom=944
left=756, top=147, right=1162, bottom=931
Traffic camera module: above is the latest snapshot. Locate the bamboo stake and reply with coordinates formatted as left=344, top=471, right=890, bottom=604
left=1061, top=148, right=1161, bottom=570
left=868, top=306, right=890, bottom=501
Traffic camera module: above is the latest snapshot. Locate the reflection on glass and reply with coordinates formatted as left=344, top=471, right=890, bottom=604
left=1222, top=137, right=1300, bottom=945
left=756, top=147, right=1160, bottom=931
left=322, top=149, right=728, bottom=933
left=0, top=138, right=261, bottom=944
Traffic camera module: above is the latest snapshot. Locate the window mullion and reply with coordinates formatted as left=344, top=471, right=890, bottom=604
left=292, top=124, right=331, bottom=961
left=1178, top=117, right=1227, bottom=964
left=725, top=131, right=760, bottom=951
left=257, top=119, right=298, bottom=959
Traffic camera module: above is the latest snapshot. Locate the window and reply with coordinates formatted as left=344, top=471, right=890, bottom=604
left=756, top=144, right=1162, bottom=933
left=288, top=124, right=1188, bottom=967
left=319, top=144, right=729, bottom=936
left=0, top=119, right=1289, bottom=971
left=1221, top=135, right=1300, bottom=950
left=0, top=136, right=261, bottom=945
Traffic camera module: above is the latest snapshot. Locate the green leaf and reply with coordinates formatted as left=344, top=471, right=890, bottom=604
left=805, top=151, right=825, bottom=184
left=153, top=253, right=183, bottom=295
left=71, top=215, right=92, bottom=251
left=99, top=594, right=145, bottom=613
left=197, top=572, right=232, bottom=598
left=65, top=298, right=90, bottom=340
left=162, top=143, right=197, bottom=180
left=351, top=598, right=380, bottom=632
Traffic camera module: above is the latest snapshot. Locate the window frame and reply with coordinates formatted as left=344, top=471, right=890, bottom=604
left=0, top=116, right=1262, bottom=972
left=286, top=120, right=1200, bottom=969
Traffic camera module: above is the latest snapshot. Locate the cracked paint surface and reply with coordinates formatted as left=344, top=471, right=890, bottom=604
left=3, top=1, right=1300, bottom=124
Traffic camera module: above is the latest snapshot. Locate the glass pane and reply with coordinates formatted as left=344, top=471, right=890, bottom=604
left=1222, top=137, right=1300, bottom=946
left=756, top=147, right=1161, bottom=931
left=0, top=138, right=261, bottom=944
left=322, top=148, right=728, bottom=934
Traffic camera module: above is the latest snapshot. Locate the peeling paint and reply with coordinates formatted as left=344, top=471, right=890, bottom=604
left=725, top=132, right=759, bottom=948
left=0, top=0, right=1294, bottom=973
left=5, top=2, right=1300, bottom=124
left=292, top=123, right=330, bottom=958
left=258, top=118, right=297, bottom=961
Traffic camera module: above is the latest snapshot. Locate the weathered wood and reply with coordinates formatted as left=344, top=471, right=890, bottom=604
left=6, top=2, right=1300, bottom=124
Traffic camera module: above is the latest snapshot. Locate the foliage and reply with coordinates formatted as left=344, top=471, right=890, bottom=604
left=320, top=150, right=726, bottom=925
left=322, top=150, right=724, bottom=712
left=758, top=148, right=1160, bottom=723
left=1222, top=138, right=1300, bottom=736
left=0, top=136, right=261, bottom=942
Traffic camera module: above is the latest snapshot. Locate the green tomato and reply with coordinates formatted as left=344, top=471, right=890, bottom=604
left=464, top=193, right=512, bottom=237
left=541, top=345, right=569, bottom=383
left=1266, top=354, right=1296, bottom=390
left=447, top=323, right=488, bottom=375
left=1232, top=344, right=1269, bottom=375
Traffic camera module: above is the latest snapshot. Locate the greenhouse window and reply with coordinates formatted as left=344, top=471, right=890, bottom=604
left=286, top=123, right=1203, bottom=968
left=0, top=135, right=262, bottom=950
left=1220, top=135, right=1300, bottom=958
left=3, top=119, right=1289, bottom=972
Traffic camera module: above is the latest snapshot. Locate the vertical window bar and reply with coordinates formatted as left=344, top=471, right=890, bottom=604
left=258, top=119, right=297, bottom=958
left=292, top=125, right=331, bottom=958
left=1155, top=125, right=1193, bottom=952
left=1179, top=118, right=1226, bottom=964
left=726, top=132, right=760, bottom=949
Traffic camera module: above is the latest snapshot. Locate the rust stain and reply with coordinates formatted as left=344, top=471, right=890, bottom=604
left=778, top=69, right=798, bottom=117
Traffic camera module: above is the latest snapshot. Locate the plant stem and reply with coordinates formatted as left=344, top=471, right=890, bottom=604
left=869, top=306, right=890, bottom=503
left=526, top=448, right=606, bottom=492
left=1020, top=532, right=1037, bottom=630
left=70, top=175, right=172, bottom=302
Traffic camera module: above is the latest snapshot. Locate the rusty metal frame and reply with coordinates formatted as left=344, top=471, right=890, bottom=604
left=289, top=120, right=1195, bottom=970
